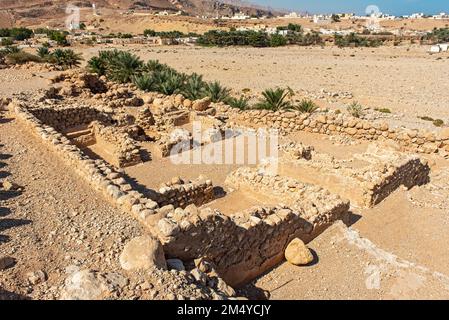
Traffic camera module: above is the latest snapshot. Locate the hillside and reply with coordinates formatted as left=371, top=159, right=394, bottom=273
left=0, top=0, right=278, bottom=26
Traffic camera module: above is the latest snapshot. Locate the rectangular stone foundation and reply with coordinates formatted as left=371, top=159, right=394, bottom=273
left=155, top=171, right=350, bottom=287
left=276, top=145, right=430, bottom=208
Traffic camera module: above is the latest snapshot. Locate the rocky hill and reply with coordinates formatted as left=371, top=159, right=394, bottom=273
left=0, top=0, right=279, bottom=22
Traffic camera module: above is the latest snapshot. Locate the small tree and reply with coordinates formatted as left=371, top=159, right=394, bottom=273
left=204, top=81, right=231, bottom=103
left=331, top=14, right=341, bottom=23
left=143, top=29, right=157, bottom=37
left=270, top=34, right=287, bottom=47
left=37, top=46, right=50, bottom=58
left=226, top=95, right=250, bottom=110
left=255, top=88, right=293, bottom=111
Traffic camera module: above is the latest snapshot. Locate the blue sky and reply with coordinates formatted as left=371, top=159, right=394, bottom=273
left=251, top=0, right=448, bottom=16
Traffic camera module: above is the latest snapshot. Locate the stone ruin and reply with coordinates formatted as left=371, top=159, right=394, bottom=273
left=276, top=143, right=431, bottom=208
left=5, top=70, right=441, bottom=296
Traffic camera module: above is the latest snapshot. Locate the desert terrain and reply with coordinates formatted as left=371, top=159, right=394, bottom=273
left=2, top=3, right=449, bottom=300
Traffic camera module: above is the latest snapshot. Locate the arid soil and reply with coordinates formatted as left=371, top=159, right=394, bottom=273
left=79, top=44, right=449, bottom=126
left=2, top=43, right=449, bottom=300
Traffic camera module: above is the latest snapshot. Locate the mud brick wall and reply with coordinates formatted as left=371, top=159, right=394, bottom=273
left=156, top=200, right=348, bottom=287
left=90, top=121, right=142, bottom=168
left=217, top=105, right=449, bottom=155
left=29, top=106, right=113, bottom=131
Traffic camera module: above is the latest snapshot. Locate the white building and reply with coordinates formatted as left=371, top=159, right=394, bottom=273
left=430, top=45, right=442, bottom=53
left=284, top=12, right=300, bottom=19
left=432, top=12, right=449, bottom=19
left=313, top=14, right=331, bottom=24
left=231, top=12, right=250, bottom=20
left=410, top=13, right=424, bottom=19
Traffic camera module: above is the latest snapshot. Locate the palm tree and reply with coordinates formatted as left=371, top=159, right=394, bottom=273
left=204, top=81, right=231, bottom=103
left=255, top=88, right=293, bottom=111
left=291, top=99, right=319, bottom=113
left=156, top=70, right=184, bottom=95
left=62, top=49, right=83, bottom=68
left=108, top=51, right=143, bottom=83
left=142, top=59, right=166, bottom=73
left=51, top=49, right=82, bottom=69
left=226, top=95, right=250, bottom=110
left=182, top=73, right=206, bottom=100
left=37, top=46, right=50, bottom=59
left=133, top=73, right=156, bottom=92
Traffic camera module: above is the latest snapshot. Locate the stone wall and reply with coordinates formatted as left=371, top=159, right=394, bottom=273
left=155, top=168, right=349, bottom=287
left=275, top=145, right=430, bottom=208
left=13, top=102, right=160, bottom=226
left=156, top=177, right=214, bottom=209
left=363, top=156, right=430, bottom=207
left=89, top=121, right=142, bottom=167
left=226, top=167, right=349, bottom=214
left=217, top=105, right=449, bottom=156
left=13, top=102, right=216, bottom=234
left=156, top=199, right=348, bottom=287
left=29, top=106, right=113, bottom=132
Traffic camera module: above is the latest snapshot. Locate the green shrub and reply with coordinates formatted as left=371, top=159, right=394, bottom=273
left=292, top=99, right=319, bottom=113
left=198, top=30, right=270, bottom=47
left=204, top=81, right=231, bottom=103
left=418, top=116, right=434, bottom=122
left=226, top=96, right=250, bottom=110
left=375, top=108, right=392, bottom=114
left=143, top=29, right=157, bottom=37
left=5, top=51, right=42, bottom=64
left=133, top=73, right=157, bottom=91
left=37, top=46, right=50, bottom=58
left=0, top=28, right=33, bottom=41
left=433, top=119, right=444, bottom=127
left=426, top=28, right=449, bottom=43
left=50, top=49, right=83, bottom=69
left=347, top=101, right=364, bottom=118
left=49, top=31, right=69, bottom=46
left=1, top=38, right=13, bottom=46
left=0, top=46, right=21, bottom=58
left=182, top=73, right=206, bottom=100
left=334, top=33, right=381, bottom=48
left=108, top=51, right=143, bottom=83
left=255, top=88, right=293, bottom=111
left=270, top=34, right=287, bottom=47
left=287, top=23, right=302, bottom=32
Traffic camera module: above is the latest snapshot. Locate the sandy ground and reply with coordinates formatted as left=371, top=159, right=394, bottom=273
left=2, top=42, right=449, bottom=300
left=77, top=44, right=449, bottom=125
left=242, top=221, right=449, bottom=300
left=0, top=112, right=145, bottom=299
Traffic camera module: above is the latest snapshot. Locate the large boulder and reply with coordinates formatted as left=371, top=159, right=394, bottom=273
left=192, top=97, right=211, bottom=111
left=60, top=270, right=110, bottom=300
left=284, top=238, right=314, bottom=266
left=0, top=256, right=16, bottom=270
left=119, top=235, right=167, bottom=271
